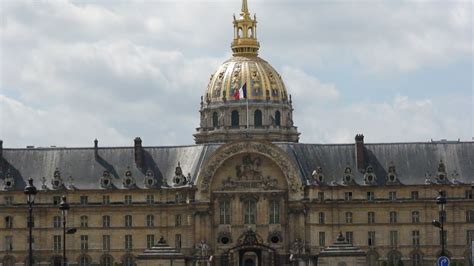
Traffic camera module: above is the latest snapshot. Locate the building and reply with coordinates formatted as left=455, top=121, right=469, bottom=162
left=1, top=1, right=473, bottom=265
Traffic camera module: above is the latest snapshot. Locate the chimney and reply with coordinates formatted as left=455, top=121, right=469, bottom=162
left=134, top=137, right=144, bottom=170
left=94, top=139, right=98, bottom=158
left=355, top=134, right=365, bottom=171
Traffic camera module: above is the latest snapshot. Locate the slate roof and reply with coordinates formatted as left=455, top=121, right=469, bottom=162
left=1, top=141, right=473, bottom=191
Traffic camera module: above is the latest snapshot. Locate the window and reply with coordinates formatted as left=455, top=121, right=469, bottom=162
left=80, top=235, right=88, bottom=251
left=53, top=216, right=61, bottom=228
left=254, top=110, right=262, bottom=127
left=467, top=230, right=474, bottom=245
left=319, top=232, right=325, bottom=246
left=5, top=216, right=13, bottom=229
left=175, top=214, right=182, bottom=226
left=102, top=235, right=110, bottom=251
left=124, top=256, right=134, bottom=266
left=125, top=215, right=132, bottom=227
left=147, top=235, right=155, bottom=249
left=146, top=194, right=154, bottom=204
left=5, top=236, right=13, bottom=251
left=466, top=210, right=474, bottom=223
left=80, top=216, right=88, bottom=228
left=53, top=196, right=61, bottom=205
left=368, top=231, right=375, bottom=246
left=80, top=196, right=88, bottom=205
left=275, top=111, right=281, bottom=126
left=411, top=191, right=419, bottom=200
left=389, top=211, right=397, bottom=224
left=317, top=192, right=324, bottom=201
left=345, top=232, right=353, bottom=244
left=4, top=196, right=13, bottom=206
left=269, top=200, right=280, bottom=224
left=318, top=212, right=325, bottom=224
left=412, top=253, right=422, bottom=266
left=124, top=195, right=132, bottom=205
left=146, top=215, right=154, bottom=227
left=219, top=200, right=231, bottom=224
left=345, top=212, right=353, bottom=224
left=412, top=230, right=420, bottom=247
left=389, top=191, right=396, bottom=200
left=101, top=255, right=113, bottom=266
left=53, top=235, right=61, bottom=252
left=344, top=192, right=352, bottom=201
left=175, top=234, right=182, bottom=249
left=212, top=112, right=218, bottom=127
left=231, top=110, right=239, bottom=127
left=389, top=231, right=398, bottom=247
left=412, top=211, right=420, bottom=223
left=102, top=195, right=110, bottom=205
left=79, top=256, right=91, bottom=266
left=367, top=191, right=374, bottom=201
left=125, top=235, right=133, bottom=251
left=368, top=212, right=375, bottom=224
left=466, top=190, right=473, bottom=199
left=103, top=215, right=110, bottom=228
left=243, top=199, right=256, bottom=224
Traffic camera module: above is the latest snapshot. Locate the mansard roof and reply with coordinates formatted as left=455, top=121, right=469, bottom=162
left=0, top=141, right=473, bottom=191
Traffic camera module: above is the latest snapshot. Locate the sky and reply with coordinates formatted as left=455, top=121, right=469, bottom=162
left=0, top=0, right=472, bottom=148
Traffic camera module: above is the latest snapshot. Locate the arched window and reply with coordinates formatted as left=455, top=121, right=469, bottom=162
left=275, top=111, right=281, bottom=126
left=254, top=110, right=262, bottom=127
left=51, top=256, right=62, bottom=266
left=220, top=200, right=231, bottom=224
left=367, top=251, right=379, bottom=266
left=123, top=255, right=134, bottom=266
left=248, top=27, right=253, bottom=38
left=231, top=110, right=239, bottom=127
left=238, top=27, right=243, bottom=38
left=412, top=253, right=422, bottom=266
left=78, top=255, right=91, bottom=266
left=101, top=255, right=113, bottom=266
left=269, top=200, right=280, bottom=224
left=387, top=250, right=402, bottom=266
left=212, top=112, right=218, bottom=127
left=243, top=199, right=256, bottom=224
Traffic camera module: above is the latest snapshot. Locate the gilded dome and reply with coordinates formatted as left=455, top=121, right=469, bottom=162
left=205, top=56, right=288, bottom=103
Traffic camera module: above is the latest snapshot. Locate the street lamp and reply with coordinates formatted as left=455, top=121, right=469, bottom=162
left=24, top=178, right=37, bottom=266
left=59, top=196, right=70, bottom=266
left=432, top=191, right=447, bottom=257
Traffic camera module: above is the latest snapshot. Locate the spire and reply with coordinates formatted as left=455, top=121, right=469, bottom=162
left=231, top=0, right=260, bottom=56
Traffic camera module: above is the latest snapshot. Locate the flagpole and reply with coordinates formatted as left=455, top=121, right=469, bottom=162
left=246, top=98, right=249, bottom=131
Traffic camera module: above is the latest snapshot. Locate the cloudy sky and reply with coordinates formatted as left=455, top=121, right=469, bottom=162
left=1, top=0, right=472, bottom=148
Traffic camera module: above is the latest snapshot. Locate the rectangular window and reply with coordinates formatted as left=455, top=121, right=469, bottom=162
left=53, top=235, right=61, bottom=252
left=466, top=210, right=474, bottom=223
left=53, top=196, right=61, bottom=205
left=125, top=215, right=133, bottom=227
left=175, top=234, right=182, bottom=249
left=146, top=194, right=155, bottom=204
left=467, top=230, right=474, bottom=246
left=80, top=196, right=88, bottom=205
left=175, top=193, right=183, bottom=203
left=103, top=235, right=110, bottom=251
left=345, top=232, right=353, bottom=244
left=318, top=212, right=325, bottom=224
left=125, top=235, right=132, bottom=251
left=4, top=196, right=13, bottom=206
left=412, top=230, right=420, bottom=247
left=411, top=191, right=419, bottom=200
left=319, top=232, right=325, bottom=246
left=344, top=192, right=353, bottom=201
left=102, top=195, right=110, bottom=205
left=390, top=211, right=397, bottom=223
left=368, top=212, right=375, bottom=224
left=124, top=195, right=132, bottom=205
left=390, top=231, right=398, bottom=247
left=53, top=216, right=61, bottom=228
left=367, top=191, right=374, bottom=201
left=175, top=215, right=182, bottom=226
left=345, top=212, right=353, bottom=224
left=318, top=192, right=324, bottom=201
left=368, top=231, right=375, bottom=246
left=220, top=200, right=231, bottom=224
left=466, top=190, right=473, bottom=199
left=146, top=215, right=154, bottom=227
left=80, top=235, right=88, bottom=251
left=244, top=200, right=256, bottom=224
left=389, top=191, right=396, bottom=200
left=147, top=235, right=155, bottom=249
left=80, top=216, right=88, bottom=228
left=5, top=236, right=13, bottom=251
left=412, top=211, right=420, bottom=223
left=103, top=215, right=110, bottom=228
left=269, top=200, right=280, bottom=224
left=5, top=216, right=13, bottom=229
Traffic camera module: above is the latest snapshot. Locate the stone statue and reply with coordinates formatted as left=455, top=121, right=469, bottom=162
left=196, top=240, right=210, bottom=257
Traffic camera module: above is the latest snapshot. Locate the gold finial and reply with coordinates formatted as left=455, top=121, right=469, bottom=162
left=241, top=0, right=249, bottom=15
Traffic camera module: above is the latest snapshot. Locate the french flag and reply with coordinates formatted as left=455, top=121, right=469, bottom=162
left=233, top=83, right=247, bottom=100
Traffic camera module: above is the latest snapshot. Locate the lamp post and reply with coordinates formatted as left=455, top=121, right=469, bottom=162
left=59, top=196, right=70, bottom=266
left=432, top=191, right=447, bottom=257
left=24, top=178, right=37, bottom=266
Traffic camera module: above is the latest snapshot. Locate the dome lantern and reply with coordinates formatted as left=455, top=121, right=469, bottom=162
left=231, top=0, right=260, bottom=56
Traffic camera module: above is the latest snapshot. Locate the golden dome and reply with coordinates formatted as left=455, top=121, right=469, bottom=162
left=205, top=56, right=289, bottom=103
